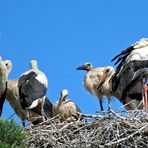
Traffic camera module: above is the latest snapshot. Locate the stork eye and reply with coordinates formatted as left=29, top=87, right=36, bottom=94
left=106, top=68, right=110, bottom=73
left=87, top=63, right=91, bottom=66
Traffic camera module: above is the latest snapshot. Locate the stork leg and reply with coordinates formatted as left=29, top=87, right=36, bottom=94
left=96, top=94, right=104, bottom=116
left=144, top=83, right=148, bottom=108
left=99, top=99, right=104, bottom=116
left=26, top=110, right=32, bottom=128
left=108, top=97, right=111, bottom=118
left=41, top=97, right=46, bottom=122
left=143, top=78, right=148, bottom=109
left=142, top=78, right=148, bottom=109
left=141, top=80, right=144, bottom=108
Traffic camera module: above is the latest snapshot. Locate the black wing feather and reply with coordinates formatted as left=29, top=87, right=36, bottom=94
left=111, top=45, right=134, bottom=63
left=121, top=68, right=148, bottom=102
left=112, top=60, right=148, bottom=92
left=112, top=46, right=135, bottom=76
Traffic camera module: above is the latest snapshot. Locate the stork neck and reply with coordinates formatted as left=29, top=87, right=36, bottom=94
left=7, top=68, right=12, bottom=76
left=30, top=60, right=38, bottom=71
left=0, top=61, right=7, bottom=82
left=0, top=71, right=7, bottom=83
left=59, top=95, right=67, bottom=103
left=86, top=68, right=92, bottom=72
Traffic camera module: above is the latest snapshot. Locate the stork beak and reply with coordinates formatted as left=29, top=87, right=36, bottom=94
left=76, top=65, right=86, bottom=70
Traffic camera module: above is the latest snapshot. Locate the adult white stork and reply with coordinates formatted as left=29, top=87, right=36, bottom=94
left=77, top=63, right=115, bottom=114
left=6, top=79, right=53, bottom=126
left=111, top=38, right=148, bottom=108
left=18, top=60, right=49, bottom=121
left=53, top=89, right=81, bottom=121
left=0, top=58, right=10, bottom=115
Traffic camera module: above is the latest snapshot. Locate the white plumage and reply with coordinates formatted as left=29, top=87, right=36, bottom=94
left=126, top=39, right=148, bottom=62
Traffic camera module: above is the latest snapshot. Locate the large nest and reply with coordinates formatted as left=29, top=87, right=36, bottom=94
left=25, top=110, right=148, bottom=148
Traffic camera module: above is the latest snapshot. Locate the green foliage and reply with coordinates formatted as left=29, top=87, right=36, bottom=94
left=0, top=118, right=28, bottom=148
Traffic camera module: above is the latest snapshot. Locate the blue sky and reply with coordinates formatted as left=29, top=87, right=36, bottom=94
left=0, top=0, right=148, bottom=124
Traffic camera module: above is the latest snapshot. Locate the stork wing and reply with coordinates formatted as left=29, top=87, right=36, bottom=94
left=86, top=70, right=104, bottom=93
left=31, top=96, right=52, bottom=118
left=112, top=46, right=134, bottom=73
left=88, top=68, right=113, bottom=91
left=21, top=78, right=47, bottom=100
left=120, top=68, right=148, bottom=103
left=112, top=38, right=148, bottom=63
left=112, top=38, right=148, bottom=91
left=112, top=38, right=148, bottom=74
left=19, top=70, right=47, bottom=109
left=112, top=60, right=148, bottom=96
left=42, top=97, right=52, bottom=118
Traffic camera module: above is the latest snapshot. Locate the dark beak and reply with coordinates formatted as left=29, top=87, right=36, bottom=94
left=76, top=65, right=86, bottom=70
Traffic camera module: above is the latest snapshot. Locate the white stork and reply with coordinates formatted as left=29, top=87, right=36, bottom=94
left=18, top=60, right=49, bottom=121
left=53, top=89, right=81, bottom=121
left=6, top=79, right=53, bottom=126
left=111, top=38, right=148, bottom=108
left=77, top=63, right=115, bottom=114
left=0, top=58, right=10, bottom=116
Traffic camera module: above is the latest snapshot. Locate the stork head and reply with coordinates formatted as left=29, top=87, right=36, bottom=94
left=30, top=60, right=38, bottom=71
left=4, top=60, right=12, bottom=75
left=61, top=89, right=68, bottom=98
left=104, top=66, right=115, bottom=76
left=0, top=57, right=7, bottom=76
left=59, top=89, right=69, bottom=102
left=76, top=62, right=93, bottom=71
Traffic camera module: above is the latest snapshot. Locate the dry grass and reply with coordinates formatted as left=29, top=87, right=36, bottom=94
left=25, top=110, right=148, bottom=148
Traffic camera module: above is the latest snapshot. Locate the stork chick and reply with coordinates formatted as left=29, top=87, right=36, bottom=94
left=77, top=62, right=115, bottom=114
left=53, top=89, right=81, bottom=122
